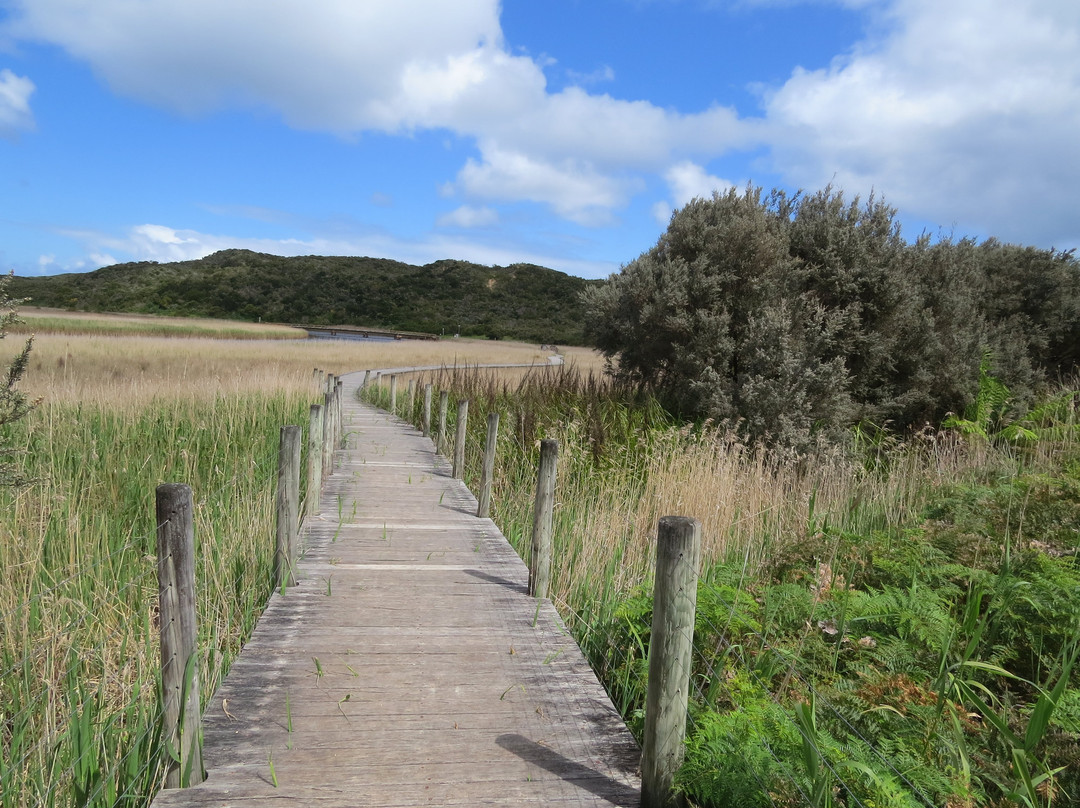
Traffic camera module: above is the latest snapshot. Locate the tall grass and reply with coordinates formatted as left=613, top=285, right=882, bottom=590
left=0, top=390, right=313, bottom=806
left=370, top=364, right=1080, bottom=808
left=0, top=330, right=602, bottom=807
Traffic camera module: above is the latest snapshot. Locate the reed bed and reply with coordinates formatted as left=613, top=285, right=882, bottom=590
left=376, top=364, right=973, bottom=614
left=0, top=328, right=603, bottom=807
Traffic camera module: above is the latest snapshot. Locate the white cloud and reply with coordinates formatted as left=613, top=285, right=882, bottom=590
left=0, top=68, right=35, bottom=136
left=664, top=160, right=735, bottom=206
left=762, top=0, right=1080, bottom=246
left=1, top=0, right=749, bottom=224
left=454, top=145, right=640, bottom=226
left=4, top=0, right=1078, bottom=248
left=436, top=205, right=499, bottom=228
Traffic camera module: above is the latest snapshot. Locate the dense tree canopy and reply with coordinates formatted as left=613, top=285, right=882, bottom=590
left=584, top=186, right=1080, bottom=449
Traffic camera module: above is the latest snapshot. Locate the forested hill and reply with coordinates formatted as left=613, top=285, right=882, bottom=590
left=11, top=250, right=601, bottom=344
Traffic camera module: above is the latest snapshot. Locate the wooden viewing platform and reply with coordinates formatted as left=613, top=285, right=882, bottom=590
left=151, top=370, right=641, bottom=807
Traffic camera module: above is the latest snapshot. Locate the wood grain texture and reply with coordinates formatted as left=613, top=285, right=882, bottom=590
left=151, top=371, right=640, bottom=807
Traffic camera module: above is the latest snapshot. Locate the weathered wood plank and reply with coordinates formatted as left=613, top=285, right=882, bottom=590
left=151, top=371, right=640, bottom=807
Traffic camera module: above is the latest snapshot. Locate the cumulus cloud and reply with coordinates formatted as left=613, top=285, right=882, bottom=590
left=762, top=0, right=1080, bottom=245
left=0, top=68, right=35, bottom=137
left=454, top=145, right=640, bottom=226
left=4, top=0, right=1078, bottom=247
left=665, top=160, right=735, bottom=206
left=1, top=0, right=748, bottom=224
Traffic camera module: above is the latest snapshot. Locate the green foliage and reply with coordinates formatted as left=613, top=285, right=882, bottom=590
left=374, top=364, right=1080, bottom=807
left=10, top=250, right=600, bottom=345
left=585, top=185, right=1080, bottom=449
left=0, top=271, right=34, bottom=486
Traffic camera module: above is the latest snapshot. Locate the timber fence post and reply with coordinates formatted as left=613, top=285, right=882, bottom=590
left=332, top=380, right=341, bottom=447
left=156, top=483, right=204, bottom=788
left=407, top=379, right=415, bottom=421
left=451, top=399, right=469, bottom=479
left=437, top=391, right=449, bottom=456
left=476, top=411, right=500, bottom=518
left=307, top=404, right=324, bottom=517
left=362, top=369, right=370, bottom=388
left=422, top=383, right=433, bottom=438
left=322, top=389, right=334, bottom=479
left=336, top=380, right=344, bottom=445
left=390, top=374, right=398, bottom=415
left=641, top=516, right=702, bottom=808
left=528, top=439, right=558, bottom=599
left=275, top=425, right=301, bottom=589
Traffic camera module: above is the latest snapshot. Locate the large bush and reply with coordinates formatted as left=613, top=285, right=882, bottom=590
left=584, top=186, right=1080, bottom=449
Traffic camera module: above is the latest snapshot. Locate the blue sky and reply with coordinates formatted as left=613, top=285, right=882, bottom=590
left=1, top=0, right=1077, bottom=280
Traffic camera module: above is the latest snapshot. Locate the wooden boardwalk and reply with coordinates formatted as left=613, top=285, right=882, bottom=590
left=151, top=371, right=641, bottom=806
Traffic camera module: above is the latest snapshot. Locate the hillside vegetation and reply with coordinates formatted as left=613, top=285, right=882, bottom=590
left=10, top=250, right=598, bottom=345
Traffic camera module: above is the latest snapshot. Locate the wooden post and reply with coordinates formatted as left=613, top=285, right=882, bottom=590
left=476, top=411, right=500, bottom=518
left=362, top=369, right=370, bottom=388
left=336, top=380, right=344, bottom=446
left=407, top=380, right=415, bottom=421
left=451, top=399, right=469, bottom=479
left=156, top=483, right=204, bottom=788
left=275, top=425, right=301, bottom=588
left=422, top=383, right=433, bottom=438
left=322, top=390, right=334, bottom=479
left=390, top=374, right=398, bottom=415
left=436, top=391, right=449, bottom=455
left=307, top=404, right=324, bottom=517
left=641, top=516, right=702, bottom=808
left=528, top=439, right=558, bottom=599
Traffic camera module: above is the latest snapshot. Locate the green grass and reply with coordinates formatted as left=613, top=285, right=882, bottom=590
left=0, top=389, right=312, bottom=807
left=367, top=365, right=1080, bottom=808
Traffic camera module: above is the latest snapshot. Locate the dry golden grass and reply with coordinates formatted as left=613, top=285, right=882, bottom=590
left=17, top=332, right=603, bottom=408
left=13, top=307, right=306, bottom=339
left=0, top=324, right=604, bottom=806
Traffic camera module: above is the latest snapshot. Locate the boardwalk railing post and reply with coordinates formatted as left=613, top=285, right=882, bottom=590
left=390, top=374, right=398, bottom=415
left=641, top=516, right=702, bottom=808
left=451, top=399, right=469, bottom=479
left=436, top=391, right=449, bottom=456
left=336, top=379, right=344, bottom=446
left=407, top=379, right=416, bottom=421
left=275, top=425, right=301, bottom=589
left=476, top=411, right=500, bottom=518
left=422, top=383, right=433, bottom=438
left=156, top=483, right=204, bottom=789
left=362, top=369, right=370, bottom=388
left=307, top=403, right=324, bottom=517
left=322, top=389, right=334, bottom=479
left=528, top=439, right=558, bottom=599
